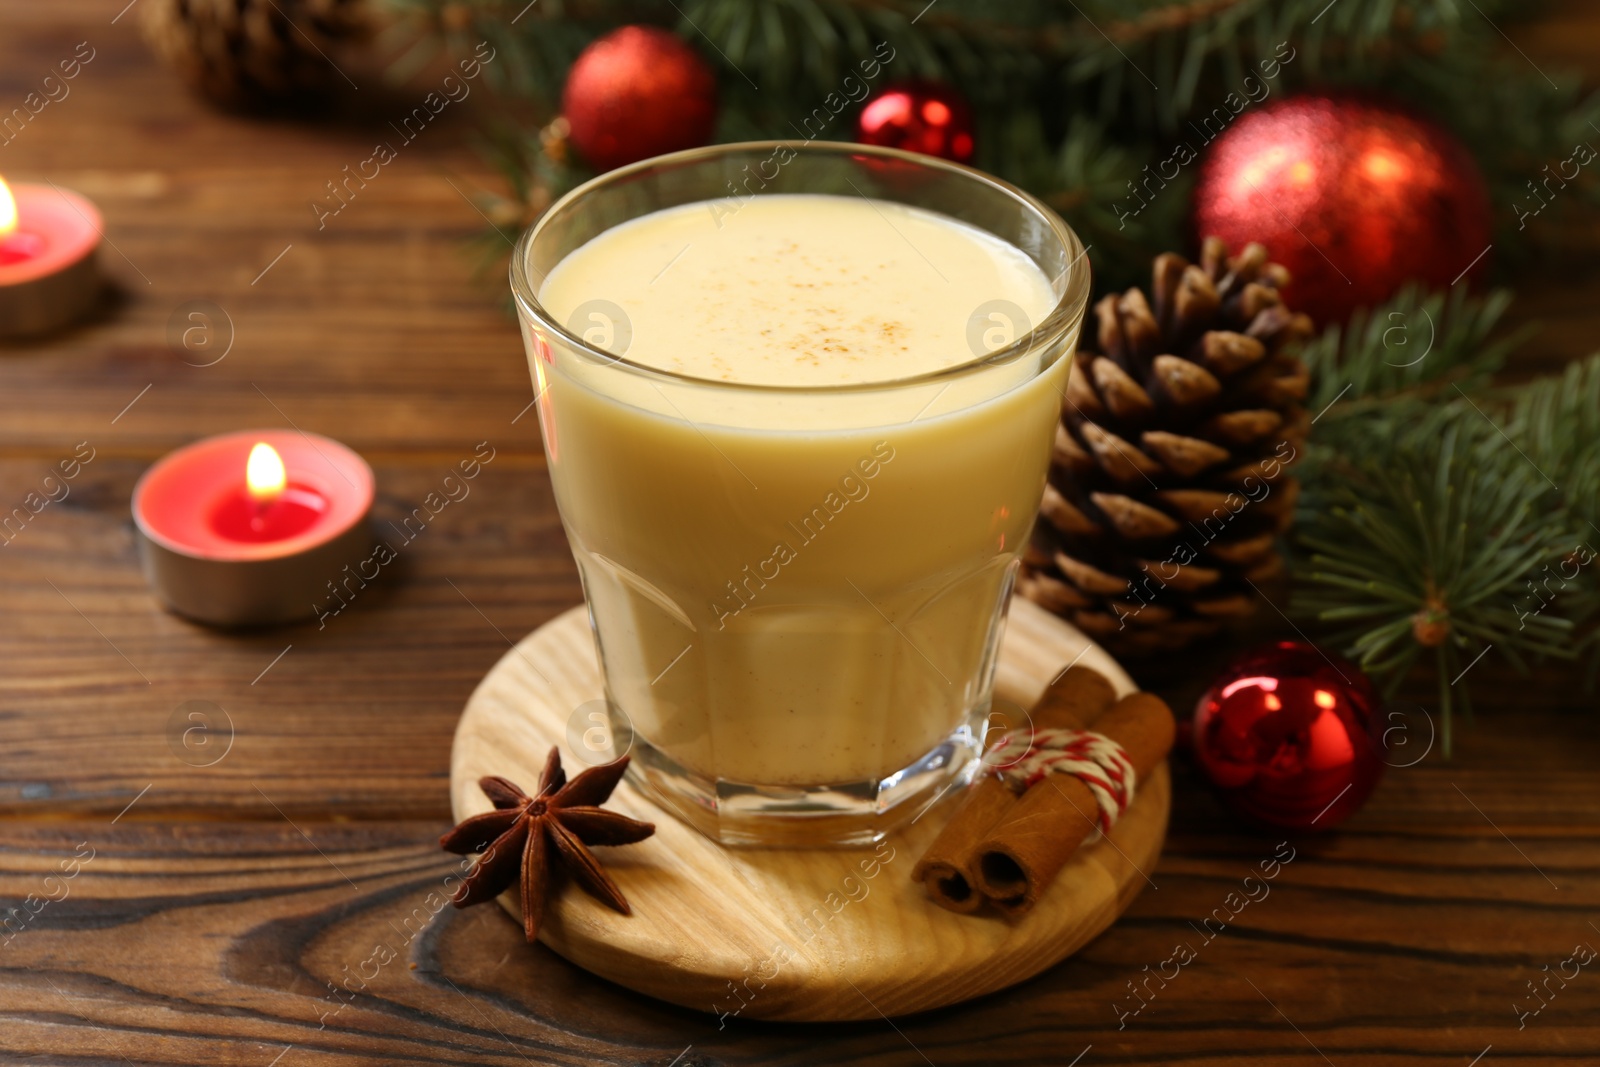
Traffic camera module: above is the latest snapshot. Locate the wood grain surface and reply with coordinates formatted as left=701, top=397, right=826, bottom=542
left=0, top=0, right=1598, bottom=1063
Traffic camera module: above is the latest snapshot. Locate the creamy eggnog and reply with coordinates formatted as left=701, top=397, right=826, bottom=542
left=531, top=192, right=1068, bottom=796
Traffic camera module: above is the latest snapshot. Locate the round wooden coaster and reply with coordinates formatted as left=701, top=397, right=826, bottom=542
left=450, top=597, right=1170, bottom=1022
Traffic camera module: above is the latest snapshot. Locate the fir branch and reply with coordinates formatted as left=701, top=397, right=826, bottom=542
left=1296, top=291, right=1600, bottom=731
left=1293, top=403, right=1579, bottom=753
left=1105, top=0, right=1254, bottom=43
left=1031, top=118, right=1190, bottom=292
left=1506, top=354, right=1600, bottom=667
left=1300, top=284, right=1524, bottom=416
left=1509, top=353, right=1600, bottom=529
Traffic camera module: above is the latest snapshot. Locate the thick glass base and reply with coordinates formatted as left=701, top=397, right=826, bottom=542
left=613, top=703, right=988, bottom=848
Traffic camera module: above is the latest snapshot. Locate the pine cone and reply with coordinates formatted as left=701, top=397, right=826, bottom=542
left=141, top=0, right=374, bottom=110
left=1018, top=237, right=1314, bottom=654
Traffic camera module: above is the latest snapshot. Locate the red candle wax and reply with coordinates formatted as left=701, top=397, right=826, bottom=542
left=0, top=231, right=46, bottom=266
left=210, top=484, right=329, bottom=543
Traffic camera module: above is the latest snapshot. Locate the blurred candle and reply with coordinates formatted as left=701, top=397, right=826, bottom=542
left=0, top=176, right=102, bottom=337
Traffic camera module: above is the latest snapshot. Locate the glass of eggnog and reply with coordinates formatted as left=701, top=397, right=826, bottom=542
left=511, top=141, right=1090, bottom=847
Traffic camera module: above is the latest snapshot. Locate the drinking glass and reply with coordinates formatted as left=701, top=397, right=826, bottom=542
left=510, top=141, right=1090, bottom=846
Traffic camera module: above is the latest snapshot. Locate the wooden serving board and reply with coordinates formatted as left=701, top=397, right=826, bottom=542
left=449, top=597, right=1170, bottom=1022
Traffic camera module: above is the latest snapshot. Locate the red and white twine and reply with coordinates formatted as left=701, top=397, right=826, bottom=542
left=985, top=727, right=1136, bottom=835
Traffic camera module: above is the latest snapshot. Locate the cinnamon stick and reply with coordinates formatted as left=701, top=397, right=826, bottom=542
left=974, top=691, right=1175, bottom=915
left=912, top=667, right=1117, bottom=911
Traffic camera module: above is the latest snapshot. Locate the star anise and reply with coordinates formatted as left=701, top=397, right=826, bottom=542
left=440, top=748, right=655, bottom=941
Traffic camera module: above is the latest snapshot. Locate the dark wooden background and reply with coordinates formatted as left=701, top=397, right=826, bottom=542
left=2, top=2, right=1598, bottom=1064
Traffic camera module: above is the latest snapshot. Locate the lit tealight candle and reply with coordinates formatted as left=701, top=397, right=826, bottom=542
left=133, top=430, right=375, bottom=627
left=0, top=175, right=102, bottom=338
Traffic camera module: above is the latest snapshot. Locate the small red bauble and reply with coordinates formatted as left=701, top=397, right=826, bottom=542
left=1191, top=641, right=1385, bottom=830
left=857, top=81, right=975, bottom=163
left=562, top=26, right=718, bottom=172
left=1192, top=94, right=1492, bottom=325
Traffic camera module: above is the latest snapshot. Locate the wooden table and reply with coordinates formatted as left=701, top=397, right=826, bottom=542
left=2, top=2, right=1597, bottom=1063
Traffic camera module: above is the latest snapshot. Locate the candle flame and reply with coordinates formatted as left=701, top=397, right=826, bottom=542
left=246, top=442, right=287, bottom=502
left=0, top=178, right=15, bottom=239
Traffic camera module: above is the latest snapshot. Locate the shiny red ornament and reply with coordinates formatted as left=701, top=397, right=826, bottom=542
left=562, top=26, right=718, bottom=172
left=1192, top=95, right=1492, bottom=325
left=1191, top=641, right=1385, bottom=830
left=856, top=81, right=975, bottom=163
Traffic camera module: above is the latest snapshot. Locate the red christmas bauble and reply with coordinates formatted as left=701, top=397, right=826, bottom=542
left=1192, top=94, right=1492, bottom=325
left=1191, top=641, right=1385, bottom=829
left=857, top=81, right=975, bottom=163
left=562, top=26, right=718, bottom=172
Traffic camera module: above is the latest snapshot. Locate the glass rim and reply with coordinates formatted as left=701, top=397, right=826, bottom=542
left=508, top=139, right=1092, bottom=395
